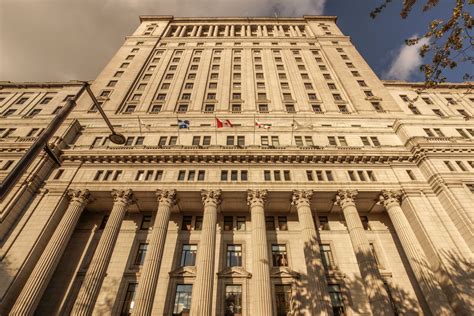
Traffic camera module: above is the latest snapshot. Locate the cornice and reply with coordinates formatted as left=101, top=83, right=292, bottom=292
left=0, top=80, right=90, bottom=89
left=138, top=15, right=338, bottom=23
left=61, top=147, right=414, bottom=164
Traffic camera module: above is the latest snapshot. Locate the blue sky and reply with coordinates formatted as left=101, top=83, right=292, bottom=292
left=0, top=0, right=468, bottom=82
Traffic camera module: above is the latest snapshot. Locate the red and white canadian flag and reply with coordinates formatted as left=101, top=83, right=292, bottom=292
left=216, top=117, right=233, bottom=128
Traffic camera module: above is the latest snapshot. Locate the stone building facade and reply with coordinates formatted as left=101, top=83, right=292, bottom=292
left=0, top=15, right=473, bottom=315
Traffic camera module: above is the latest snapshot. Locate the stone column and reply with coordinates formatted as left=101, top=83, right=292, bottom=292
left=292, top=190, right=332, bottom=315
left=248, top=189, right=272, bottom=316
left=196, top=25, right=203, bottom=37
left=72, top=189, right=135, bottom=315
left=173, top=26, right=182, bottom=37
left=379, top=190, right=455, bottom=315
left=213, top=25, right=219, bottom=37
left=190, top=190, right=222, bottom=316
left=208, top=25, right=214, bottom=37
left=190, top=25, right=197, bottom=37
left=295, top=25, right=303, bottom=36
left=262, top=25, right=268, bottom=36
left=132, top=190, right=177, bottom=316
left=11, top=190, right=92, bottom=315
left=230, top=25, right=235, bottom=36
left=335, top=190, right=394, bottom=316
left=224, top=25, right=229, bottom=36
left=179, top=25, right=187, bottom=37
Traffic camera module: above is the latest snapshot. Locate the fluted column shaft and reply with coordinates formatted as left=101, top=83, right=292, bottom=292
left=190, top=190, right=221, bottom=316
left=292, top=190, right=332, bottom=315
left=132, top=190, right=176, bottom=316
left=179, top=25, right=187, bottom=37
left=380, top=190, right=455, bottom=315
left=72, top=189, right=135, bottom=315
left=196, top=25, right=203, bottom=37
left=11, top=190, right=91, bottom=315
left=173, top=26, right=182, bottom=37
left=248, top=190, right=272, bottom=316
left=335, top=190, right=394, bottom=316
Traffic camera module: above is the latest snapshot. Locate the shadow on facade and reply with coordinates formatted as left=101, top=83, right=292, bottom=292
left=292, top=236, right=423, bottom=315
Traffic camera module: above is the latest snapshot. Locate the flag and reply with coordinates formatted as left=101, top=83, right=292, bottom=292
left=216, top=117, right=233, bottom=128
left=256, top=120, right=272, bottom=129
left=292, top=120, right=314, bottom=130
left=178, top=119, right=190, bottom=129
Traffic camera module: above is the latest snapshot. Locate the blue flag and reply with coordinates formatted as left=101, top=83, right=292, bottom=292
left=178, top=119, right=190, bottom=129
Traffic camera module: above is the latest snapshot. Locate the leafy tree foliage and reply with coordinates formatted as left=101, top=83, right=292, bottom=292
left=371, top=0, right=473, bottom=86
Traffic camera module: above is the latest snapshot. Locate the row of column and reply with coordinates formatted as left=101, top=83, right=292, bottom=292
left=169, top=24, right=309, bottom=38
left=11, top=188, right=454, bottom=315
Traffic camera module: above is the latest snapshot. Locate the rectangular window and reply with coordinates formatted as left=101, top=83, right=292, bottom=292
left=121, top=283, right=138, bottom=315
left=182, top=216, right=192, bottom=231
left=328, top=284, right=345, bottom=316
left=278, top=216, right=288, bottom=231
left=197, top=170, right=205, bottom=181
left=283, top=170, right=291, bottom=181
left=457, top=129, right=469, bottom=138
left=172, top=285, right=193, bottom=316
left=226, top=244, right=242, bottom=267
left=360, top=216, right=370, bottom=230
left=444, top=161, right=455, bottom=171
left=265, top=216, right=275, bottom=230
left=180, top=245, right=197, bottom=266
left=424, top=128, right=434, bottom=137
left=236, top=216, right=246, bottom=231
left=406, top=169, right=417, bottom=180
left=264, top=170, right=271, bottom=181
left=140, top=215, right=152, bottom=230
left=275, top=285, right=292, bottom=316
left=224, top=216, right=234, bottom=231
left=188, top=170, right=195, bottom=181
left=274, top=170, right=281, bottom=181
left=241, top=170, right=248, bottom=181
left=338, top=136, right=347, bottom=146
left=320, top=244, right=334, bottom=269
left=319, top=216, right=329, bottom=230
left=456, top=161, right=468, bottom=171
left=134, top=243, right=148, bottom=265
left=272, top=244, right=288, bottom=267
left=195, top=216, right=203, bottom=230
left=224, top=285, right=242, bottom=316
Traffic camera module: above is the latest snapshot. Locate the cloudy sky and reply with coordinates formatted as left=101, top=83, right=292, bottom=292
left=0, top=0, right=465, bottom=82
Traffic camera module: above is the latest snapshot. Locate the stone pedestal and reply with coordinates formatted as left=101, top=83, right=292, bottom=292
left=190, top=190, right=221, bottom=316
left=379, top=190, right=455, bottom=315
left=292, top=190, right=332, bottom=315
left=11, top=189, right=91, bottom=315
left=335, top=189, right=393, bottom=316
left=248, top=189, right=272, bottom=316
left=72, top=189, right=135, bottom=315
left=132, top=190, right=176, bottom=316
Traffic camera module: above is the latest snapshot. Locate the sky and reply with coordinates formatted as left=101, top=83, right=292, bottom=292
left=0, top=0, right=468, bottom=83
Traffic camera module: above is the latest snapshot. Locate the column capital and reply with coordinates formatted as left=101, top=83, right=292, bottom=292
left=335, top=189, right=358, bottom=209
left=67, top=189, right=92, bottom=205
left=247, top=189, right=268, bottom=207
left=156, top=189, right=177, bottom=206
left=201, top=189, right=222, bottom=207
left=291, top=190, right=313, bottom=208
left=378, top=190, right=403, bottom=208
left=111, top=189, right=136, bottom=206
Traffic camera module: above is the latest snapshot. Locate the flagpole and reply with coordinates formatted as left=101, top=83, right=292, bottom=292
left=177, top=114, right=180, bottom=145
left=214, top=115, right=218, bottom=145
left=253, top=114, right=256, bottom=145
left=137, top=115, right=143, bottom=136
left=290, top=115, right=294, bottom=145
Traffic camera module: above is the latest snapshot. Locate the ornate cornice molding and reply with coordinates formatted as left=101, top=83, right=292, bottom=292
left=62, top=150, right=415, bottom=165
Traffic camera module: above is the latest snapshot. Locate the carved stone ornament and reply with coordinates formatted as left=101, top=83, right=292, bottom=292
left=334, top=189, right=358, bottom=208
left=156, top=189, right=177, bottom=206
left=270, top=267, right=301, bottom=279
left=201, top=189, right=222, bottom=206
left=247, top=189, right=268, bottom=207
left=67, top=189, right=92, bottom=204
left=378, top=190, right=403, bottom=208
left=111, top=189, right=136, bottom=205
left=217, top=267, right=252, bottom=279
left=291, top=190, right=313, bottom=207
left=169, top=266, right=197, bottom=278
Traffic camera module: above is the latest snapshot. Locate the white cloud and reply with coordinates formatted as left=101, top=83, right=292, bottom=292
left=0, top=0, right=326, bottom=81
left=384, top=35, right=429, bottom=81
